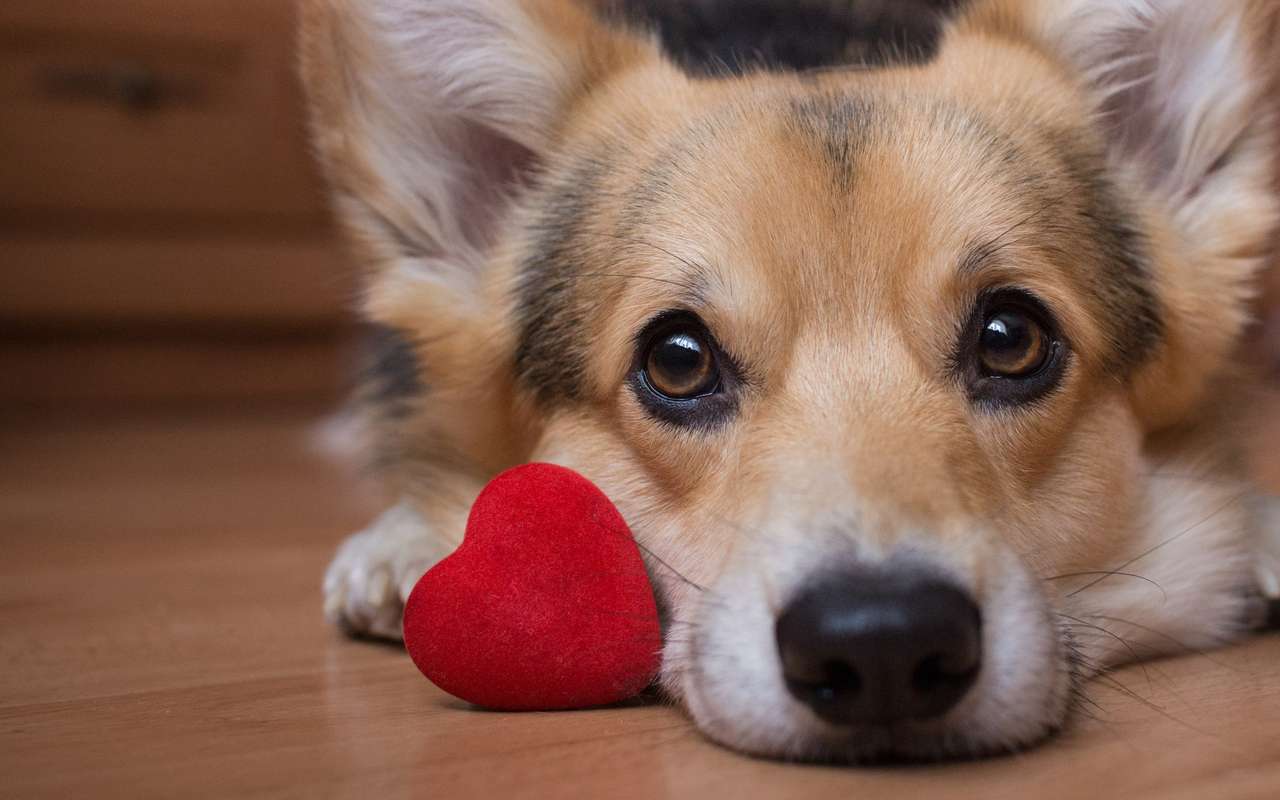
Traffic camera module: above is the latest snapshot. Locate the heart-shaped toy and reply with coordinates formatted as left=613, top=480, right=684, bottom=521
left=403, top=463, right=662, bottom=710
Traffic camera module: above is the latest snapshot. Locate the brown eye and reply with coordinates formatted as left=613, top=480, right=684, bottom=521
left=644, top=325, right=718, bottom=399
left=978, top=308, right=1050, bottom=377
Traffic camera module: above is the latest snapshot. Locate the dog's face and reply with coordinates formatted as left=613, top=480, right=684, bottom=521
left=303, top=0, right=1278, bottom=761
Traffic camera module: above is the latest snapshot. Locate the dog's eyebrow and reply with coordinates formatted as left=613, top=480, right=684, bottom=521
left=597, top=233, right=713, bottom=304
left=957, top=197, right=1062, bottom=278
left=957, top=239, right=998, bottom=278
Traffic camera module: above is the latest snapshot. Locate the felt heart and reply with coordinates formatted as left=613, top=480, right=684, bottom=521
left=403, top=463, right=662, bottom=710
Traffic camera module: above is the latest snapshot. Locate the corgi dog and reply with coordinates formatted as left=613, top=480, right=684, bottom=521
left=301, top=0, right=1280, bottom=762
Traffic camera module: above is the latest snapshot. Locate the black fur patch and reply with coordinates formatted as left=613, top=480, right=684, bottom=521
left=786, top=93, right=874, bottom=186
left=1040, top=126, right=1164, bottom=377
left=360, top=325, right=425, bottom=417
left=513, top=153, right=613, bottom=405
left=600, top=0, right=965, bottom=75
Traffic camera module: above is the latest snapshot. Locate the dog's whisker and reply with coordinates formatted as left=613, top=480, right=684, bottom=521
left=1047, top=570, right=1167, bottom=602
left=1057, top=614, right=1154, bottom=690
left=1088, top=614, right=1241, bottom=670
left=1072, top=644, right=1208, bottom=740
left=1067, top=490, right=1250, bottom=598
left=1086, top=673, right=1216, bottom=741
left=635, top=541, right=707, bottom=593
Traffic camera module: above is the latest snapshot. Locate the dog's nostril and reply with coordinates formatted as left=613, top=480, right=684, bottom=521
left=911, top=653, right=977, bottom=695
left=784, top=659, right=863, bottom=708
left=775, top=570, right=982, bottom=727
left=822, top=660, right=861, bottom=693
left=912, top=654, right=947, bottom=693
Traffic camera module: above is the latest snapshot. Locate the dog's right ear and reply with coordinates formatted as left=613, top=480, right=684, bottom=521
left=957, top=0, right=1279, bottom=429
left=300, top=0, right=654, bottom=308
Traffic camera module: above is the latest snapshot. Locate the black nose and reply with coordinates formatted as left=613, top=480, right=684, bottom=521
left=775, top=571, right=982, bottom=726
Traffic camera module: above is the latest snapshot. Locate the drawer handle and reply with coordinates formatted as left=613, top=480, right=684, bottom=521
left=39, top=63, right=192, bottom=112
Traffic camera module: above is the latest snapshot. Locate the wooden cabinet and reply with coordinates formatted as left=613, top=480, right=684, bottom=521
left=0, top=1, right=357, bottom=410
left=0, top=7, right=323, bottom=220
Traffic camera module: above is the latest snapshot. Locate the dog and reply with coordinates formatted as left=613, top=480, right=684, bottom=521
left=300, top=0, right=1280, bottom=762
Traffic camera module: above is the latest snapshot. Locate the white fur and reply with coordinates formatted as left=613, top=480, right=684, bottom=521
left=323, top=501, right=443, bottom=639
left=1025, top=0, right=1277, bottom=261
left=1032, top=2, right=1264, bottom=173
left=1057, top=457, right=1257, bottom=666
left=314, top=0, right=586, bottom=293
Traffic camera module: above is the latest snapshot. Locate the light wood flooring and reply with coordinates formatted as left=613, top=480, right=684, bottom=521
left=3, top=407, right=1280, bottom=799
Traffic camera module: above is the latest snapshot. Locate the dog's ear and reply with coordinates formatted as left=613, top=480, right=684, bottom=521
left=300, top=0, right=654, bottom=312
left=962, top=0, right=1280, bottom=428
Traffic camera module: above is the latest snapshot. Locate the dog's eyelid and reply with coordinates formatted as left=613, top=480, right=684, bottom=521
left=632, top=308, right=751, bottom=378
left=973, top=286, right=1068, bottom=338
left=631, top=308, right=707, bottom=346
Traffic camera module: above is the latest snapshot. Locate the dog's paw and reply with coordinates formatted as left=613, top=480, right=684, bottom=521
left=323, top=501, right=446, bottom=640
left=1253, top=495, right=1280, bottom=630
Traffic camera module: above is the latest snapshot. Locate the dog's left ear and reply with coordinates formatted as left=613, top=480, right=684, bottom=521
left=299, top=0, right=656, bottom=327
left=963, top=0, right=1279, bottom=428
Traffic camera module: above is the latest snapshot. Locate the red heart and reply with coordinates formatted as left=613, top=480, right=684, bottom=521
left=403, top=463, right=662, bottom=710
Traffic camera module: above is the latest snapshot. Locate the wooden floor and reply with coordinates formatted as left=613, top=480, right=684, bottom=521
left=3, top=407, right=1280, bottom=799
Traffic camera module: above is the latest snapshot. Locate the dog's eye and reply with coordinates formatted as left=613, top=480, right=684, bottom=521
left=631, top=312, right=738, bottom=429
left=644, top=324, right=718, bottom=399
left=978, top=308, right=1049, bottom=378
left=960, top=289, right=1067, bottom=407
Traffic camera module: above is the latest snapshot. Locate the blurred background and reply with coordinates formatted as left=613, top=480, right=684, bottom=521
left=0, top=0, right=1276, bottom=423
left=1, top=0, right=358, bottom=420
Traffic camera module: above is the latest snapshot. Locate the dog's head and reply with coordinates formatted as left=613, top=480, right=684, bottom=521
left=301, top=0, right=1278, bottom=760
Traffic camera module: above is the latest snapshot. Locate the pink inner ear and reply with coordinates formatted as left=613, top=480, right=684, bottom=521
left=449, top=122, right=538, bottom=254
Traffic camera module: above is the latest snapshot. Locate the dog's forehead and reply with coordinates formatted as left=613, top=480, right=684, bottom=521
left=610, top=88, right=1045, bottom=308
left=637, top=82, right=1158, bottom=351
left=514, top=70, right=1162, bottom=404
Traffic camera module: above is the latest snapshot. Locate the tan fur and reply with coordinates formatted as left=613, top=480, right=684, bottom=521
left=304, top=0, right=1279, bottom=760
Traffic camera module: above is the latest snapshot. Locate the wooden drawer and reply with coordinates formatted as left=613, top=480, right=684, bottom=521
left=0, top=329, right=355, bottom=411
left=0, top=233, right=356, bottom=326
left=0, top=0, right=329, bottom=224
